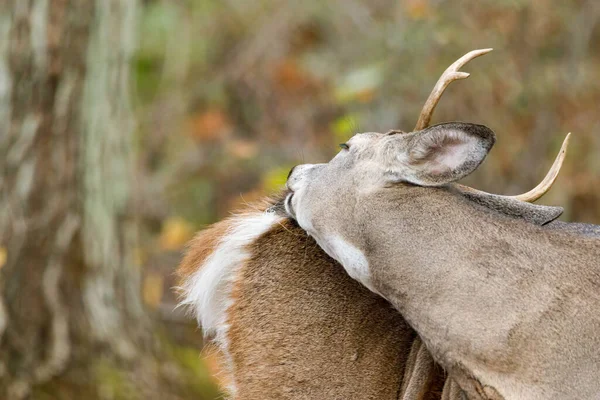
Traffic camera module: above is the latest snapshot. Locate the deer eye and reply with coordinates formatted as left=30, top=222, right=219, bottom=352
left=339, top=143, right=350, bottom=150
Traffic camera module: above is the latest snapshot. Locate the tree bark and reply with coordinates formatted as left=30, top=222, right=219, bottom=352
left=0, top=1, right=156, bottom=398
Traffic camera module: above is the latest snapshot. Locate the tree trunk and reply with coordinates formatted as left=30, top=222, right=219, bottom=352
left=0, top=1, right=161, bottom=398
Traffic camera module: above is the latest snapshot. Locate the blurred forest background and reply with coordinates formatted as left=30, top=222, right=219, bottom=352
left=1, top=0, right=599, bottom=399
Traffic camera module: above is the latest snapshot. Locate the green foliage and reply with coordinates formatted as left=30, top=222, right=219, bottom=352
left=169, top=346, right=222, bottom=399
left=134, top=0, right=600, bottom=236
left=331, top=114, right=360, bottom=147
left=262, top=165, right=295, bottom=193
left=169, top=177, right=215, bottom=227
left=95, top=358, right=139, bottom=400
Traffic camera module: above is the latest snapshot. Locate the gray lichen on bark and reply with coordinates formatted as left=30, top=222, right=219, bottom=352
left=80, top=0, right=142, bottom=360
left=0, top=1, right=148, bottom=398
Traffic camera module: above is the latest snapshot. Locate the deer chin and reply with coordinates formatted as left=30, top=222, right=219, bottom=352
left=288, top=190, right=317, bottom=237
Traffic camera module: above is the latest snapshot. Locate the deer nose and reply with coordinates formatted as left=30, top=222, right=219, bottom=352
left=287, top=165, right=298, bottom=180
left=286, top=164, right=316, bottom=191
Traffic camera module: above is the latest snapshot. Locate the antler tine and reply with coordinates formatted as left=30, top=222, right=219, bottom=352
left=414, top=48, right=493, bottom=131
left=456, top=133, right=571, bottom=203
left=511, top=133, right=572, bottom=202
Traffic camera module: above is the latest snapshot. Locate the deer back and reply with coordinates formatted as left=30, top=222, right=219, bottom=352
left=178, top=199, right=452, bottom=399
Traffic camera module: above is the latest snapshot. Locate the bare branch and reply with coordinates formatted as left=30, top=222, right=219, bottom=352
left=414, top=48, right=493, bottom=131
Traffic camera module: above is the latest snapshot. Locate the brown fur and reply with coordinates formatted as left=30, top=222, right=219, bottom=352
left=178, top=220, right=231, bottom=279
left=226, top=219, right=446, bottom=399
left=177, top=197, right=276, bottom=279
left=178, top=202, right=458, bottom=399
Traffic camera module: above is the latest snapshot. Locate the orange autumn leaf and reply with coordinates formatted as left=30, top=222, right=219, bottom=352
left=274, top=60, right=313, bottom=92
left=143, top=273, right=164, bottom=309
left=227, top=139, right=258, bottom=159
left=0, top=247, right=6, bottom=269
left=189, top=109, right=231, bottom=142
left=354, top=88, right=376, bottom=103
left=159, top=217, right=194, bottom=250
left=405, top=0, right=431, bottom=20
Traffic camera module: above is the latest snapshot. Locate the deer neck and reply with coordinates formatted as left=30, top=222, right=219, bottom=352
left=340, top=186, right=600, bottom=399
left=359, top=185, right=599, bottom=299
left=229, top=219, right=451, bottom=400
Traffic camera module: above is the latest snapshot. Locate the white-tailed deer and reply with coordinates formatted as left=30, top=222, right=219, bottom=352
left=176, top=49, right=594, bottom=399
left=285, top=50, right=600, bottom=399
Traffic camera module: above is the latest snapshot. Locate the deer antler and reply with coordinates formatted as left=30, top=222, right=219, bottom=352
left=414, top=48, right=493, bottom=131
left=511, top=133, right=571, bottom=202
left=456, top=133, right=571, bottom=202
left=414, top=48, right=569, bottom=202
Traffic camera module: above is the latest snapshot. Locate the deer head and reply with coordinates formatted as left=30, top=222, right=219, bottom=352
left=285, top=49, right=569, bottom=293
left=284, top=49, right=600, bottom=399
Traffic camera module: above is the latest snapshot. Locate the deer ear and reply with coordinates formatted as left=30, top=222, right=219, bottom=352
left=402, top=122, right=496, bottom=186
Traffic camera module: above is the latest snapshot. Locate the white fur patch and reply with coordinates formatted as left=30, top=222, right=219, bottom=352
left=178, top=209, right=283, bottom=382
left=318, top=235, right=378, bottom=294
